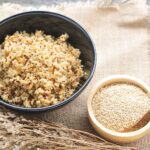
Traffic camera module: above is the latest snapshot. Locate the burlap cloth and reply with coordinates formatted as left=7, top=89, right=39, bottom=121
left=0, top=0, right=149, bottom=149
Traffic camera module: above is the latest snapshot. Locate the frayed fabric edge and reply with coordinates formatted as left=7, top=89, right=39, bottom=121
left=0, top=0, right=148, bottom=21
left=0, top=0, right=147, bottom=10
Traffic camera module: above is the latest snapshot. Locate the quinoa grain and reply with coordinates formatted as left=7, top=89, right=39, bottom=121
left=92, top=83, right=150, bottom=132
left=0, top=31, right=84, bottom=107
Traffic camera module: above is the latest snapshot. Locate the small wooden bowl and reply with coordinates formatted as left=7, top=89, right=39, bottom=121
left=87, top=75, right=150, bottom=143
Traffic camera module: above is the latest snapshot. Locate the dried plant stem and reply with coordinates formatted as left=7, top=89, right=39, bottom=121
left=0, top=106, right=136, bottom=150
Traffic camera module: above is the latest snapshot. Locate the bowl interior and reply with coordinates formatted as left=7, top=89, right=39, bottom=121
left=0, top=11, right=96, bottom=111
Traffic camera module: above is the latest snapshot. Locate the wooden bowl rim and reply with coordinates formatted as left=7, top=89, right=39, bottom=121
left=87, top=75, right=150, bottom=140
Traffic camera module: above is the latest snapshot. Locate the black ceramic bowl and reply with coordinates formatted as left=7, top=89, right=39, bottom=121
left=0, top=11, right=96, bottom=112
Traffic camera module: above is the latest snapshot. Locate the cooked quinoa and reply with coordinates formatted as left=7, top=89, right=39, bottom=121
left=0, top=31, right=84, bottom=107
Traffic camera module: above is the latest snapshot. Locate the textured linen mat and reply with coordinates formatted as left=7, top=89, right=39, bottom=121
left=0, top=0, right=149, bottom=149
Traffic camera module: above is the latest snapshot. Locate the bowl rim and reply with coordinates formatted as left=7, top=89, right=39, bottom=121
left=0, top=11, right=97, bottom=112
left=87, top=75, right=150, bottom=139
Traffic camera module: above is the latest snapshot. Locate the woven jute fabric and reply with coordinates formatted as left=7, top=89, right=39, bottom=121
left=0, top=0, right=149, bottom=149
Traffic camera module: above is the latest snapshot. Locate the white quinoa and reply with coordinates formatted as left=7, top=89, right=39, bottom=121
left=92, top=83, right=150, bottom=132
left=0, top=31, right=84, bottom=107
